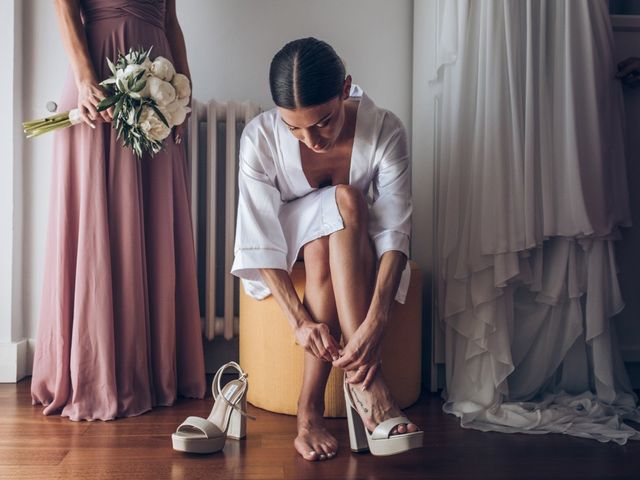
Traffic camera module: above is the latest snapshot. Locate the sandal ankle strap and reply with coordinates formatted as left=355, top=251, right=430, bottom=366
left=212, top=361, right=256, bottom=421
left=218, top=393, right=257, bottom=421
left=212, top=361, right=246, bottom=399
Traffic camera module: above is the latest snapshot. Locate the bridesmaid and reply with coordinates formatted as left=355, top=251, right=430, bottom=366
left=31, top=0, right=206, bottom=421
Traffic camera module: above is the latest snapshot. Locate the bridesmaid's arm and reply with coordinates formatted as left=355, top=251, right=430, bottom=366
left=165, top=0, right=191, bottom=81
left=53, top=0, right=111, bottom=124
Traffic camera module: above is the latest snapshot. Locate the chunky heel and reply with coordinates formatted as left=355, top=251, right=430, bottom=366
left=344, top=387, right=370, bottom=452
left=227, top=394, right=247, bottom=439
left=172, top=361, right=255, bottom=454
left=343, top=374, right=424, bottom=456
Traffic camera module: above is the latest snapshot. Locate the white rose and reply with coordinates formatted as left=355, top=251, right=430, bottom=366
left=150, top=56, right=176, bottom=81
left=138, top=105, right=171, bottom=142
left=147, top=76, right=176, bottom=106
left=171, top=73, right=191, bottom=99
left=141, top=57, right=152, bottom=72
left=115, top=64, right=147, bottom=93
left=123, top=63, right=146, bottom=80
left=157, top=104, right=175, bottom=128
left=133, top=60, right=153, bottom=98
left=137, top=79, right=151, bottom=99
left=176, top=96, right=190, bottom=108
left=170, top=104, right=190, bottom=126
left=115, top=68, right=128, bottom=87
left=160, top=100, right=191, bottom=127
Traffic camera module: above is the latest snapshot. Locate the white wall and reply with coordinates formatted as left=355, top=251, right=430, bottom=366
left=0, top=0, right=26, bottom=382
left=22, top=0, right=64, bottom=368
left=181, top=0, right=413, bottom=128
left=20, top=0, right=415, bottom=372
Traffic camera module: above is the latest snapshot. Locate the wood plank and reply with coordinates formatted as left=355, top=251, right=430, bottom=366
left=1, top=379, right=639, bottom=479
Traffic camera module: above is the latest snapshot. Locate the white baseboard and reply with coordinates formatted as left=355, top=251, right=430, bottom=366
left=1, top=335, right=238, bottom=383
left=0, top=338, right=30, bottom=383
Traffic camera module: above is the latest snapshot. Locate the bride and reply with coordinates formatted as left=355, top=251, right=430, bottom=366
left=231, top=37, right=423, bottom=460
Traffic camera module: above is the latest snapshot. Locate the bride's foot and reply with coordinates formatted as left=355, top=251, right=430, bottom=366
left=294, top=402, right=338, bottom=461
left=347, top=373, right=420, bottom=435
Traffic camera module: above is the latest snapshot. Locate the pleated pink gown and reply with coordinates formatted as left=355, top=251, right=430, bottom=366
left=31, top=0, right=206, bottom=421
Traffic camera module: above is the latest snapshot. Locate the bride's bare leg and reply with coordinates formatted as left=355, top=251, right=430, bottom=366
left=294, top=238, right=340, bottom=461
left=330, top=185, right=419, bottom=435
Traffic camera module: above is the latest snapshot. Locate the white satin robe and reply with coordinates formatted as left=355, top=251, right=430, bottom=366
left=231, top=86, right=412, bottom=303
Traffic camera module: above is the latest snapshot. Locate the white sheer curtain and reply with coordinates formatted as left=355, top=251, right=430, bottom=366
left=433, top=0, right=640, bottom=444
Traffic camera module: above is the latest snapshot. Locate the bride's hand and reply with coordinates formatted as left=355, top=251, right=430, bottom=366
left=332, top=315, right=386, bottom=389
left=294, top=320, right=340, bottom=363
left=77, top=79, right=112, bottom=126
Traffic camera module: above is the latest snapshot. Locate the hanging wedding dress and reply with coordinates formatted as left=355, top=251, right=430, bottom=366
left=435, top=0, right=640, bottom=444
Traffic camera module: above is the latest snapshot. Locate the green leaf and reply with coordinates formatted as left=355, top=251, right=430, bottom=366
left=133, top=70, right=146, bottom=84
left=132, top=78, right=147, bottom=93
left=113, top=95, right=126, bottom=120
left=96, top=94, right=120, bottom=111
left=107, top=57, right=116, bottom=75
left=150, top=104, right=169, bottom=128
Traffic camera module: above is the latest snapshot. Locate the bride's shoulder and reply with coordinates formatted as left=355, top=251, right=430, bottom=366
left=243, top=108, right=281, bottom=142
left=240, top=109, right=282, bottom=167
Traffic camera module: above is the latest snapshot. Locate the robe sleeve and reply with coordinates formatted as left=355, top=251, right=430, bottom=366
left=368, top=113, right=412, bottom=259
left=231, top=128, right=288, bottom=284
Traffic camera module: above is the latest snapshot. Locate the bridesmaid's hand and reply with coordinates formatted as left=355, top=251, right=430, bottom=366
left=77, top=79, right=113, bottom=127
left=173, top=123, right=185, bottom=145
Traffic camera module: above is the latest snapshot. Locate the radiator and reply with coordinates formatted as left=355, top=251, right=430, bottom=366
left=187, top=99, right=263, bottom=340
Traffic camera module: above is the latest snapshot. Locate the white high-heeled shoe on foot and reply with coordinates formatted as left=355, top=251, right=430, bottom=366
left=172, top=361, right=256, bottom=454
left=343, top=375, right=423, bottom=456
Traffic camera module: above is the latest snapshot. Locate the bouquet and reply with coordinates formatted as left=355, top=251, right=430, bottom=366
left=23, top=47, right=191, bottom=157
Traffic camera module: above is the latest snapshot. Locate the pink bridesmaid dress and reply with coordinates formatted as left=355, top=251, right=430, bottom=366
left=30, top=0, right=206, bottom=421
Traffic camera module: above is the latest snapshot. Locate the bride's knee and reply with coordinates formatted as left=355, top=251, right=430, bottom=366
left=335, top=185, right=368, bottom=227
left=303, top=237, right=331, bottom=285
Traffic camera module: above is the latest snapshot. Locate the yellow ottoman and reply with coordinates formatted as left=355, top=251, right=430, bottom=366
left=239, top=260, right=422, bottom=417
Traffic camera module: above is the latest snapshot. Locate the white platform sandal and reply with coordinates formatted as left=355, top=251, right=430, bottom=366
left=172, top=361, right=256, bottom=454
left=344, top=375, right=423, bottom=456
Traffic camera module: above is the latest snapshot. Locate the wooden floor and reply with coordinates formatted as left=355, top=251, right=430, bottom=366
left=1, top=379, right=639, bottom=479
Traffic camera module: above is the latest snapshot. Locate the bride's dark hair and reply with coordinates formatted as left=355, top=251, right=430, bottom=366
left=269, top=37, right=346, bottom=109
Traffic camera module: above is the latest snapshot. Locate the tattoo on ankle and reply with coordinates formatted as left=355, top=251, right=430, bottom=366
left=350, top=386, right=369, bottom=414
